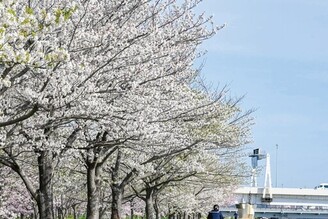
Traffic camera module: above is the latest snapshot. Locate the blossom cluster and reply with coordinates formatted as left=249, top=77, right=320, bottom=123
left=0, top=0, right=252, bottom=218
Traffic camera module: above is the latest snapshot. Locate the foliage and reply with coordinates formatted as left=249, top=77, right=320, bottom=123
left=0, top=0, right=253, bottom=218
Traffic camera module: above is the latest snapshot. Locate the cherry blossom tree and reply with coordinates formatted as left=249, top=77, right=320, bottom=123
left=49, top=0, right=223, bottom=218
left=91, top=82, right=252, bottom=219
left=0, top=1, right=253, bottom=219
left=0, top=166, right=35, bottom=219
left=0, top=0, right=86, bottom=218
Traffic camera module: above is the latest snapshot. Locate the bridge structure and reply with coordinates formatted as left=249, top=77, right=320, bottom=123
left=220, top=149, right=328, bottom=219
left=221, top=186, right=328, bottom=219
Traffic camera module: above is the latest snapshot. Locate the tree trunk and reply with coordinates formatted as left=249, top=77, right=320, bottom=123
left=130, top=201, right=134, bottom=219
left=111, top=183, right=123, bottom=219
left=111, top=150, right=126, bottom=219
left=87, top=162, right=100, bottom=219
left=72, top=204, right=77, bottom=219
left=154, top=195, right=160, bottom=219
left=145, top=188, right=155, bottom=219
left=37, top=150, right=54, bottom=219
left=110, top=150, right=137, bottom=219
left=57, top=207, right=64, bottom=219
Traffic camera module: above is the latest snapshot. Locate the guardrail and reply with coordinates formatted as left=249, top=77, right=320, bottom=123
left=221, top=206, right=328, bottom=219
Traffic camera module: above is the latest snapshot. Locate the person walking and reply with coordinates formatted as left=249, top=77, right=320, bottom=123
left=233, top=211, right=238, bottom=219
left=207, top=204, right=224, bottom=219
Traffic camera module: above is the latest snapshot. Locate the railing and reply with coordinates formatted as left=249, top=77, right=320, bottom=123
left=221, top=205, right=328, bottom=214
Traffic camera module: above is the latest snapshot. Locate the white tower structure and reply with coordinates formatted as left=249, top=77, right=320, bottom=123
left=262, top=153, right=273, bottom=202
left=249, top=149, right=266, bottom=187
left=249, top=149, right=273, bottom=202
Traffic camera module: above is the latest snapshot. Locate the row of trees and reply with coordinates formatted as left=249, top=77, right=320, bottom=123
left=0, top=0, right=253, bottom=219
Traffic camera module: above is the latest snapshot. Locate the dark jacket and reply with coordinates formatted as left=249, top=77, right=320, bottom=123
left=207, top=210, right=224, bottom=219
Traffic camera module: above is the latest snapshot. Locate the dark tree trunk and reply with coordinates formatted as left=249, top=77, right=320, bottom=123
left=110, top=150, right=137, bottom=219
left=111, top=186, right=122, bottom=219
left=37, top=150, right=54, bottom=219
left=154, top=195, right=160, bottom=219
left=145, top=188, right=155, bottom=219
left=111, top=150, right=124, bottom=219
left=130, top=201, right=134, bottom=219
left=57, top=207, right=64, bottom=219
left=86, top=162, right=100, bottom=219
left=72, top=204, right=77, bottom=219
left=111, top=182, right=123, bottom=219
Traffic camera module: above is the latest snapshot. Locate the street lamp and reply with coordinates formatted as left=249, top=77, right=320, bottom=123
left=275, top=144, right=278, bottom=188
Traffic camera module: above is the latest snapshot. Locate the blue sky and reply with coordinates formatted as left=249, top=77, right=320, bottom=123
left=196, top=0, right=328, bottom=188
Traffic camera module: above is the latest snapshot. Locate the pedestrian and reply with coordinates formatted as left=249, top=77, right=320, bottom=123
left=207, top=204, right=224, bottom=219
left=234, top=211, right=238, bottom=219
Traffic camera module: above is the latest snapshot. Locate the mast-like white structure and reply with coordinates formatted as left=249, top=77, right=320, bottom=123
left=249, top=149, right=273, bottom=202
left=262, top=153, right=273, bottom=202
left=249, top=149, right=265, bottom=187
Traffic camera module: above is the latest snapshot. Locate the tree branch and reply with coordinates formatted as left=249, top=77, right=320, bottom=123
left=0, top=104, right=38, bottom=127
